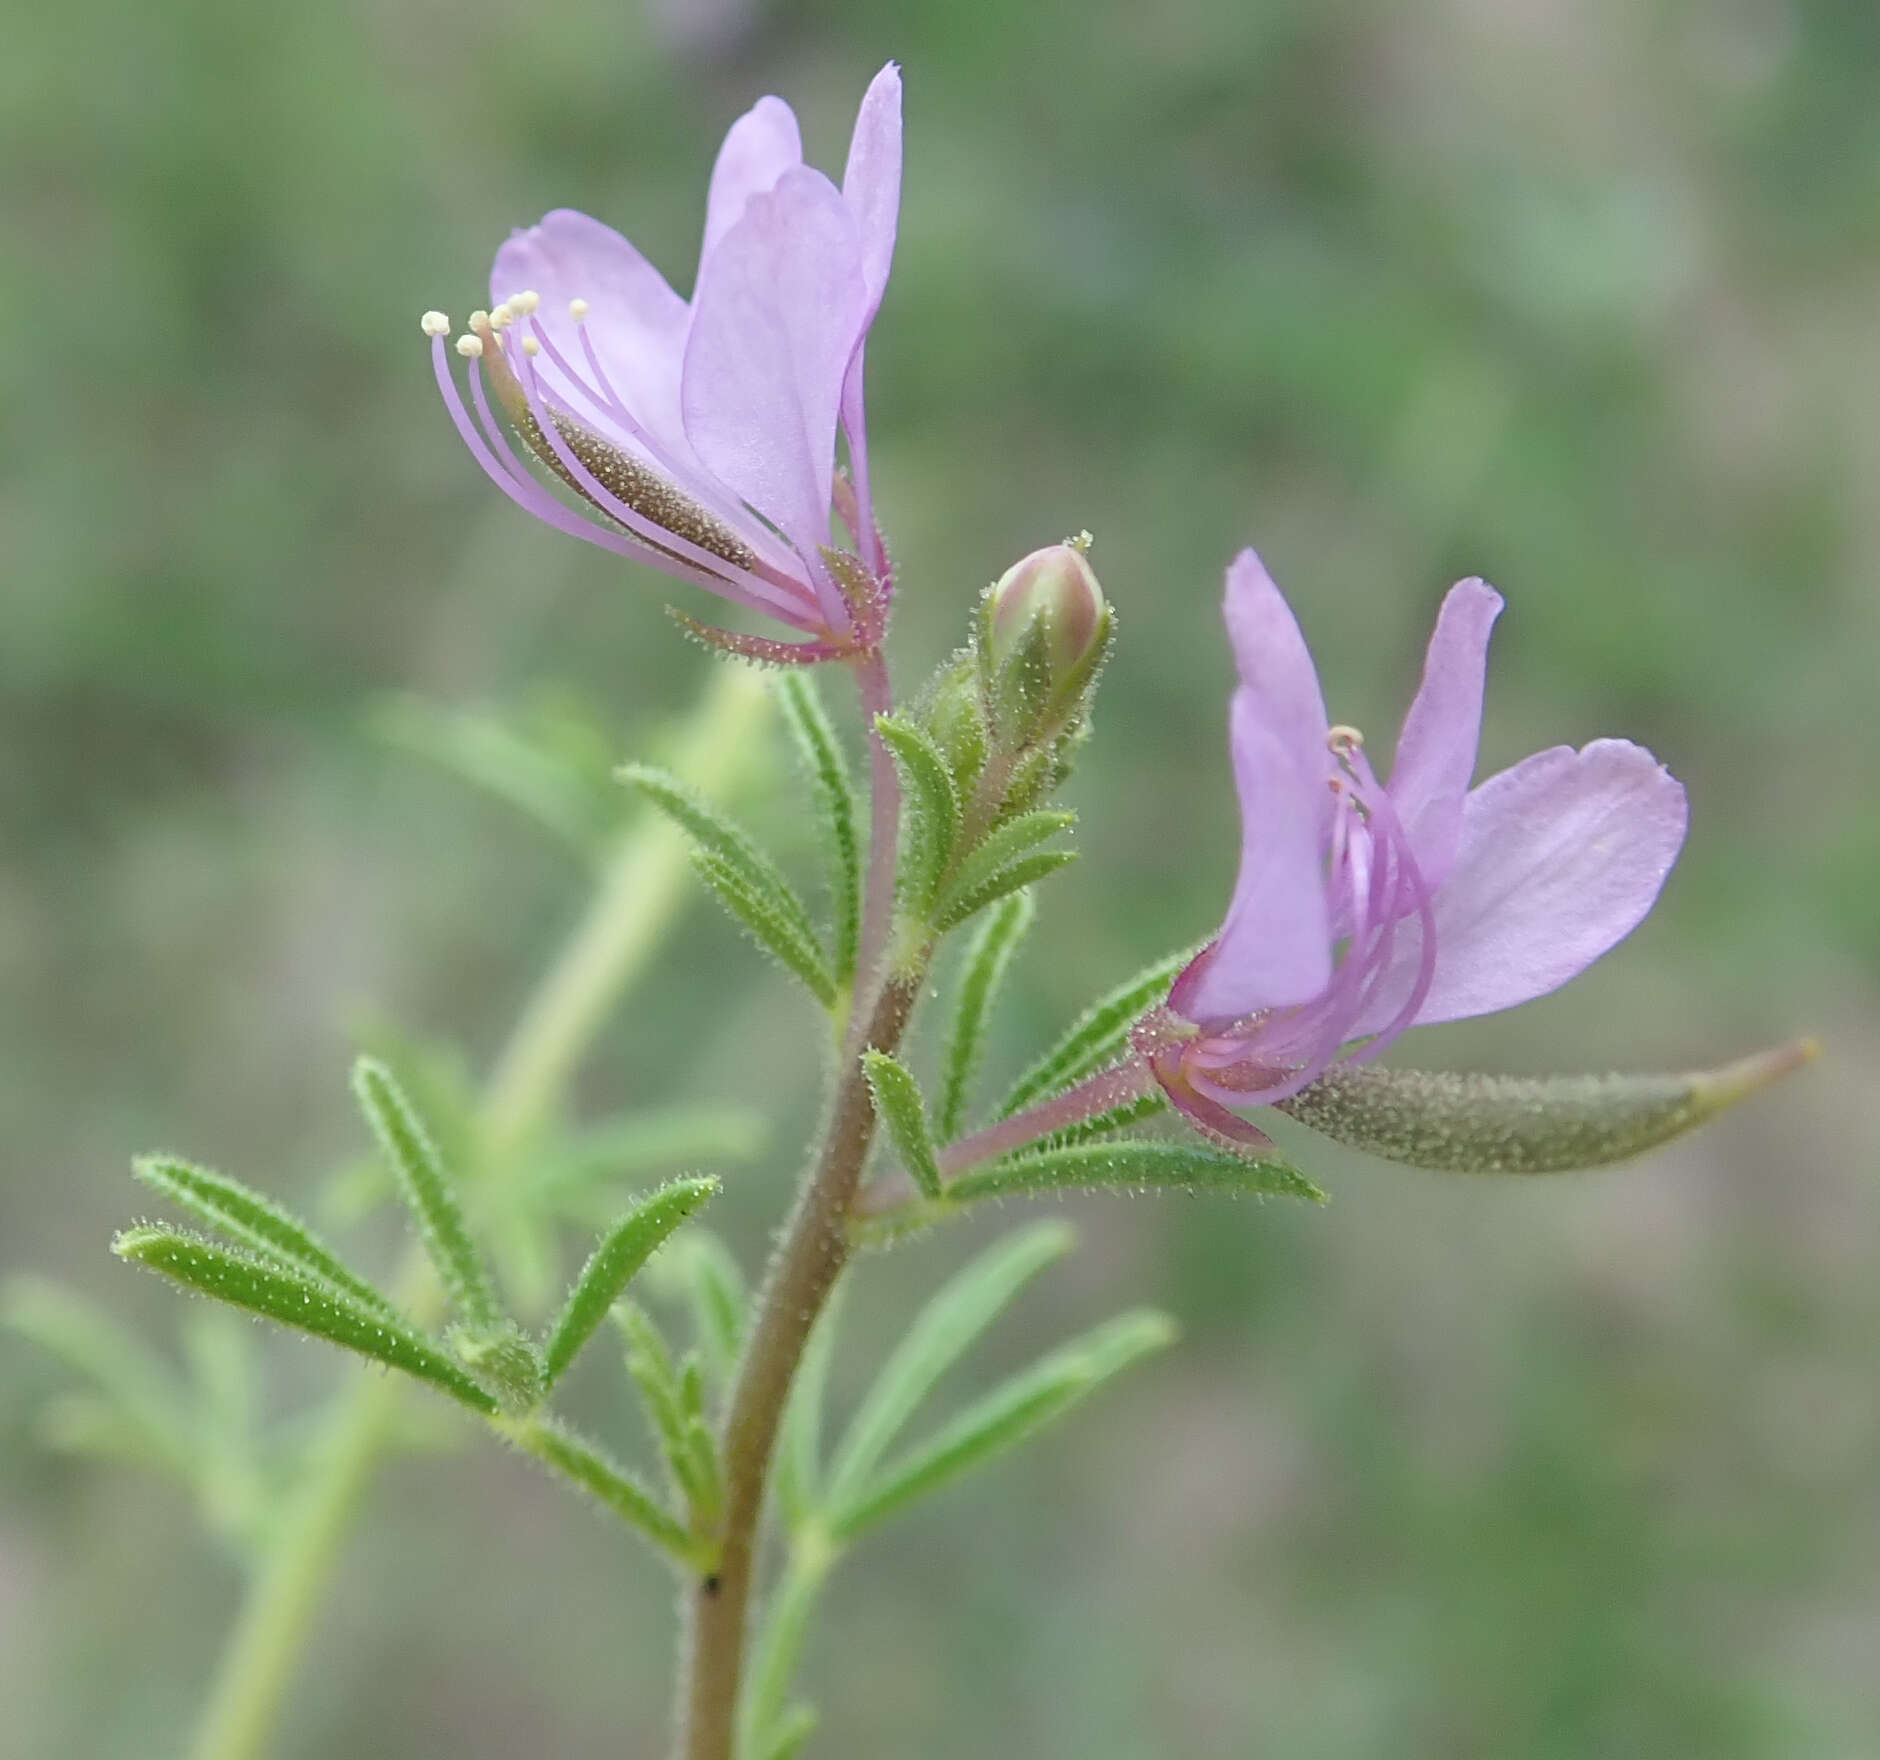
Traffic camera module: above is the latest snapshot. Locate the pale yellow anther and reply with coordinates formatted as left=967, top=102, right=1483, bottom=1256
left=569, top=297, right=590, bottom=322
left=420, top=310, right=451, bottom=337
left=1326, top=724, right=1365, bottom=756
left=521, top=336, right=541, bottom=357
left=1065, top=529, right=1094, bottom=553
left=455, top=333, right=485, bottom=359
left=489, top=302, right=515, bottom=331
left=510, top=289, right=540, bottom=316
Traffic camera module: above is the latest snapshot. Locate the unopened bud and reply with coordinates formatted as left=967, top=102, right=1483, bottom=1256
left=981, top=535, right=1112, bottom=748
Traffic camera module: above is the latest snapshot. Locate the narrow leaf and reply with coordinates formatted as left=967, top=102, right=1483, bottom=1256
left=759, top=1706, right=818, bottom=1760
left=2, top=1276, right=197, bottom=1480
left=776, top=671, right=861, bottom=986
left=112, top=1226, right=498, bottom=1415
left=619, top=763, right=824, bottom=964
left=500, top=1413, right=696, bottom=1562
left=371, top=693, right=613, bottom=858
left=741, top=1546, right=834, bottom=1760
left=352, top=1058, right=499, bottom=1328
left=862, top=1052, right=942, bottom=1203
left=825, top=1220, right=1074, bottom=1513
left=1278, top=1041, right=1818, bottom=1173
left=934, top=811, right=1073, bottom=927
left=936, top=890, right=1036, bottom=1141
left=776, top=1281, right=845, bottom=1529
left=692, top=850, right=836, bottom=1006
left=1047, top=1089, right=1170, bottom=1146
left=543, top=1178, right=719, bottom=1388
left=948, top=1138, right=1323, bottom=1205
left=616, top=1303, right=707, bottom=1510
left=646, top=1230, right=749, bottom=1391
left=999, top=946, right=1197, bottom=1118
left=830, top=1309, right=1176, bottom=1540
left=932, top=848, right=1076, bottom=934
left=133, top=1155, right=394, bottom=1319
left=875, top=714, right=959, bottom=913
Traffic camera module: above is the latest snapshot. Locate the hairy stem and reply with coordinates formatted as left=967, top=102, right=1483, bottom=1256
left=936, top=1058, right=1158, bottom=1175
left=187, top=665, right=770, bottom=1760
left=678, top=971, right=922, bottom=1760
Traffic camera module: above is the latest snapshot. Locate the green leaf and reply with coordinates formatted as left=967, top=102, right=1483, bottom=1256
left=498, top=1412, right=696, bottom=1563
left=691, top=850, right=836, bottom=1006
left=371, top=693, right=615, bottom=859
left=999, top=946, right=1197, bottom=1118
left=616, top=1303, right=709, bottom=1512
left=861, top=1051, right=942, bottom=1202
left=1046, top=1090, right=1170, bottom=1146
left=646, top=1230, right=747, bottom=1391
left=874, top=714, right=960, bottom=913
left=1278, top=1041, right=1818, bottom=1173
left=2, top=1276, right=197, bottom=1480
left=133, top=1155, right=394, bottom=1319
left=775, top=1283, right=844, bottom=1529
left=932, top=848, right=1077, bottom=934
left=824, top=1221, right=1074, bottom=1514
left=829, top=1309, right=1176, bottom=1541
left=776, top=671, right=861, bottom=987
left=934, top=811, right=1072, bottom=929
left=758, top=1706, right=818, bottom=1760
left=619, top=763, right=826, bottom=985
left=112, top=1226, right=498, bottom=1415
left=352, top=1058, right=500, bottom=1329
left=741, top=1543, right=834, bottom=1760
left=936, top=890, right=1036, bottom=1142
left=542, top=1177, right=719, bottom=1388
left=947, top=1139, right=1324, bottom=1206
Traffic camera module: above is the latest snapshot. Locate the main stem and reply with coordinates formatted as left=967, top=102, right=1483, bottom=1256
left=188, top=666, right=770, bottom=1760
left=677, top=970, right=921, bottom=1760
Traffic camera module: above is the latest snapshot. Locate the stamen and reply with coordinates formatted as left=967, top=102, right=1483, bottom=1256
left=1327, top=724, right=1365, bottom=757
left=420, top=310, right=451, bottom=337
left=521, top=336, right=541, bottom=357
left=488, top=302, right=515, bottom=331
left=454, top=334, right=484, bottom=358
left=509, top=289, right=540, bottom=316
left=569, top=297, right=589, bottom=322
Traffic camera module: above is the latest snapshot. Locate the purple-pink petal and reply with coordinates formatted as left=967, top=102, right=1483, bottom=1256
left=1174, top=694, right=1336, bottom=1024
left=1357, top=737, right=1687, bottom=1032
left=701, top=95, right=803, bottom=268
left=1222, top=551, right=1333, bottom=798
left=1387, top=577, right=1502, bottom=889
left=842, top=63, right=903, bottom=315
left=682, top=166, right=868, bottom=619
left=491, top=211, right=693, bottom=459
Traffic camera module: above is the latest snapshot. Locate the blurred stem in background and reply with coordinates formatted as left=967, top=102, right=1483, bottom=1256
left=189, top=663, right=772, bottom=1760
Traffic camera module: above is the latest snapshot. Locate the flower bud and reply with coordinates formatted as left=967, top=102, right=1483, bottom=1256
left=981, top=535, right=1112, bottom=748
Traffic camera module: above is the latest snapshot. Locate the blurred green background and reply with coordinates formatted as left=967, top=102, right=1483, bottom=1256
left=4, top=0, right=1877, bottom=1754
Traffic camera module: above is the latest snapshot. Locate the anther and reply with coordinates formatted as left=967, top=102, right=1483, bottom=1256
left=521, top=336, right=541, bottom=357
left=569, top=297, right=589, bottom=322
left=455, top=333, right=484, bottom=358
left=1327, top=724, right=1365, bottom=757
left=489, top=302, right=515, bottom=331
left=510, top=289, right=540, bottom=316
left=420, top=310, right=451, bottom=337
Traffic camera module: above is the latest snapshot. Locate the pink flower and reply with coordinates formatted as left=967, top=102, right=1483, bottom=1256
left=422, top=64, right=902, bottom=655
left=1145, top=550, right=1689, bottom=1147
